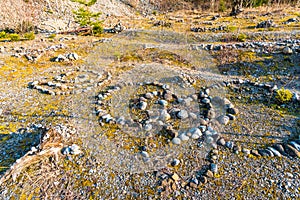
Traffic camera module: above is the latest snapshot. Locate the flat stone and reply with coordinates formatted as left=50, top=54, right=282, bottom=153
left=283, top=46, right=293, bottom=54
left=201, top=98, right=210, bottom=104
left=258, top=149, right=270, bottom=157
left=144, top=124, right=152, bottom=131
left=206, top=136, right=214, bottom=144
left=233, top=145, right=241, bottom=153
left=189, top=112, right=197, bottom=119
left=145, top=92, right=154, bottom=99
left=227, top=114, right=236, bottom=120
left=199, top=176, right=207, bottom=184
left=199, top=125, right=206, bottom=132
left=206, top=109, right=215, bottom=119
left=138, top=101, right=147, bottom=110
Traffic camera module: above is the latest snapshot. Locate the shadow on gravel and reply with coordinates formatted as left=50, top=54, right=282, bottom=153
left=0, top=130, right=42, bottom=176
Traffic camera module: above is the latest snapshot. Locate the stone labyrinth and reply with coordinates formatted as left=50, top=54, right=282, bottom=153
left=26, top=36, right=300, bottom=182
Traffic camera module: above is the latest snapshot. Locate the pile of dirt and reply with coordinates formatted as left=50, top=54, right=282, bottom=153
left=0, top=0, right=136, bottom=32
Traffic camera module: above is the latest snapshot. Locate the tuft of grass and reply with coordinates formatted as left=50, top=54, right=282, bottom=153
left=276, top=88, right=293, bottom=103
left=9, top=33, right=20, bottom=41
left=24, top=32, right=35, bottom=40
left=0, top=31, right=6, bottom=38
left=227, top=26, right=237, bottom=32
left=48, top=33, right=56, bottom=39
left=237, top=33, right=247, bottom=42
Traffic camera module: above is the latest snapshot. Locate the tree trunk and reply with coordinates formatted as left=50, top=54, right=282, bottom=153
left=230, top=0, right=244, bottom=16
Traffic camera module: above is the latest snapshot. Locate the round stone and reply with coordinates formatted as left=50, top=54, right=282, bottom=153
left=141, top=151, right=149, bottom=157
left=201, top=98, right=210, bottom=104
left=158, top=99, right=168, bottom=107
left=227, top=107, right=239, bottom=115
left=171, top=159, right=180, bottom=167
left=144, top=124, right=152, bottom=131
left=210, top=163, right=218, bottom=173
left=177, top=110, right=188, bottom=119
left=179, top=133, right=189, bottom=141
left=217, top=115, right=230, bottom=125
left=172, top=137, right=181, bottom=145
left=138, top=101, right=147, bottom=110
left=189, top=112, right=197, bottom=119
left=225, top=141, right=234, bottom=149
left=199, top=118, right=208, bottom=125
left=145, top=92, right=154, bottom=99
left=160, top=110, right=171, bottom=121
left=206, top=136, right=214, bottom=144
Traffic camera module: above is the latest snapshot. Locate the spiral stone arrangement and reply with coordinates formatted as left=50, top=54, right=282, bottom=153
left=92, top=68, right=241, bottom=174
left=28, top=66, right=111, bottom=95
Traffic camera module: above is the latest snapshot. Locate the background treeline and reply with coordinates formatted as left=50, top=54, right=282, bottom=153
left=149, top=0, right=299, bottom=12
